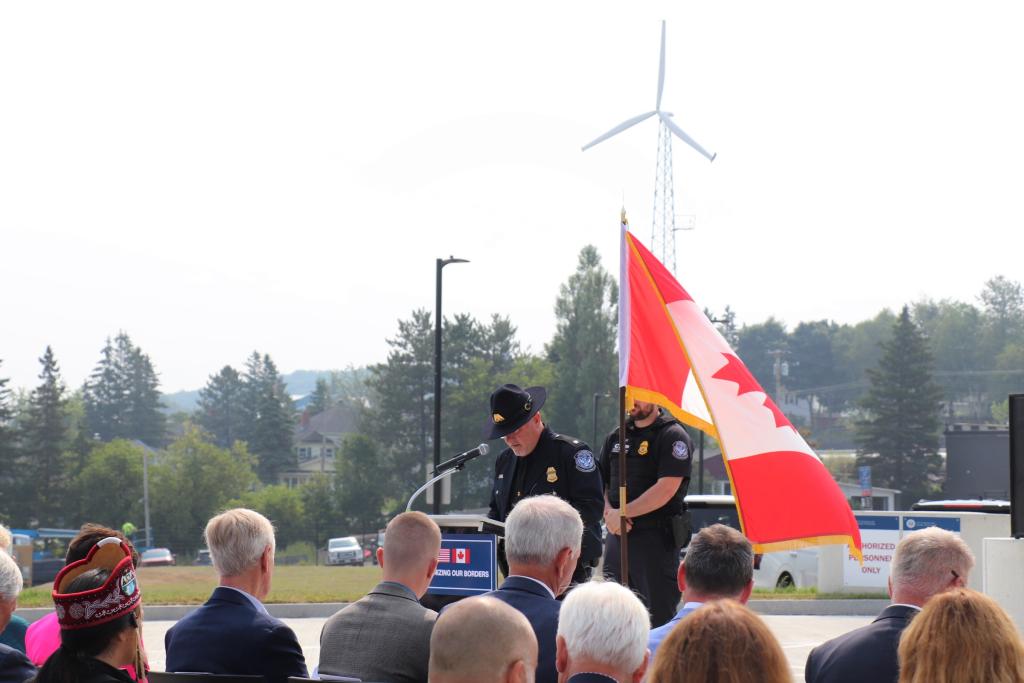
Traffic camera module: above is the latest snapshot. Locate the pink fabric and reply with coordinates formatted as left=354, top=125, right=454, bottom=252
left=25, top=611, right=145, bottom=680
left=25, top=612, right=59, bottom=667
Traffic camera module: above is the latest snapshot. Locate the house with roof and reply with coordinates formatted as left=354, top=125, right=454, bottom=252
left=278, top=404, right=358, bottom=488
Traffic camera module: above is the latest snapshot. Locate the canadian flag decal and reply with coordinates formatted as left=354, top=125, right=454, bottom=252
left=453, top=548, right=471, bottom=564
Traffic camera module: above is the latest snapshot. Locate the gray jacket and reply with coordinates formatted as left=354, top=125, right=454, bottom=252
left=318, top=581, right=437, bottom=683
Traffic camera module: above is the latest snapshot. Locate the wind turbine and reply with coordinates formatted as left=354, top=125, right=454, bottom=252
left=582, top=20, right=715, bottom=273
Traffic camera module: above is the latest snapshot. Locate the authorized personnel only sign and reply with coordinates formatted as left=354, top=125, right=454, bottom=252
left=843, top=515, right=963, bottom=588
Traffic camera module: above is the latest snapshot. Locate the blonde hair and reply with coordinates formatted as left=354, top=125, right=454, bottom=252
left=204, top=508, right=275, bottom=577
left=898, top=588, right=1024, bottom=683
left=382, top=511, right=441, bottom=572
left=647, top=600, right=789, bottom=683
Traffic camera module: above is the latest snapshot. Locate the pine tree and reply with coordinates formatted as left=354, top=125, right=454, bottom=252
left=0, top=361, right=17, bottom=514
left=239, top=353, right=296, bottom=483
left=197, top=366, right=245, bottom=448
left=856, top=306, right=944, bottom=505
left=545, top=245, right=618, bottom=442
left=83, top=332, right=165, bottom=444
left=308, top=378, right=332, bottom=416
left=20, top=347, right=72, bottom=525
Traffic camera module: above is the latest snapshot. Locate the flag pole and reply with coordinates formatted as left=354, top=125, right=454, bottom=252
left=618, top=385, right=629, bottom=587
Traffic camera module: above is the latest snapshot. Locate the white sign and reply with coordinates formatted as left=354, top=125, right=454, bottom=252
left=843, top=515, right=899, bottom=588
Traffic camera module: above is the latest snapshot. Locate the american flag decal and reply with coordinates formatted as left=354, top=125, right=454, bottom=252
left=437, top=548, right=451, bottom=563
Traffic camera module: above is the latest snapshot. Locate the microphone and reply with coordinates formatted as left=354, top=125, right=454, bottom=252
left=433, top=443, right=490, bottom=475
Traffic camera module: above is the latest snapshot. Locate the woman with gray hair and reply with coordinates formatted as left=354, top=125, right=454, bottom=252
left=0, top=550, right=36, bottom=683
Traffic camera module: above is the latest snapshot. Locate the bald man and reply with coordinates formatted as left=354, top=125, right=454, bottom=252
left=320, top=512, right=441, bottom=683
left=429, top=596, right=538, bottom=683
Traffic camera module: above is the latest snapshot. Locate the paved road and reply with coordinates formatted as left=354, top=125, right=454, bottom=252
left=143, top=614, right=872, bottom=680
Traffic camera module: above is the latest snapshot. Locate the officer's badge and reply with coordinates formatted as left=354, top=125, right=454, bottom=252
left=672, top=440, right=690, bottom=460
left=493, top=413, right=505, bottom=423
left=574, top=450, right=597, bottom=473
left=638, top=440, right=649, bottom=456
left=546, top=466, right=558, bottom=483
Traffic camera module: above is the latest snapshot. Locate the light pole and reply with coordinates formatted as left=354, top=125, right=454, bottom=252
left=433, top=256, right=469, bottom=514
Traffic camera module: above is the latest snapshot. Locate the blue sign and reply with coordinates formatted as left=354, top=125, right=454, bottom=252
left=855, top=515, right=900, bottom=530
left=903, top=516, right=961, bottom=533
left=428, top=533, right=499, bottom=596
left=857, top=465, right=872, bottom=495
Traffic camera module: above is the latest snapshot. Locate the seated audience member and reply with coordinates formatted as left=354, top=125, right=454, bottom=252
left=164, top=508, right=307, bottom=682
left=429, top=596, right=537, bottom=683
left=34, top=538, right=146, bottom=683
left=25, top=524, right=142, bottom=675
left=319, top=511, right=441, bottom=683
left=480, top=494, right=582, bottom=683
left=0, top=525, right=29, bottom=655
left=556, top=581, right=650, bottom=683
left=647, top=600, right=789, bottom=683
left=648, top=523, right=754, bottom=658
left=805, top=526, right=974, bottom=683
left=898, top=587, right=1024, bottom=683
left=0, top=552, right=34, bottom=683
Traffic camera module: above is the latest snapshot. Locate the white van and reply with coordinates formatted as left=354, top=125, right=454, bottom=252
left=685, top=494, right=819, bottom=590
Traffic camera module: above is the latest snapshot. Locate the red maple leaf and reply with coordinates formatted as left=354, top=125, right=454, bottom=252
left=762, top=396, right=795, bottom=431
left=711, top=353, right=764, bottom=397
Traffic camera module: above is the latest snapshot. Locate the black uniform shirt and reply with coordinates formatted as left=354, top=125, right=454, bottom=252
left=600, top=412, right=693, bottom=521
left=488, top=426, right=605, bottom=562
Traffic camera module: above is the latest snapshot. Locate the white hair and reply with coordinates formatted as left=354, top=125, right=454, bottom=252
left=0, top=551, right=23, bottom=602
left=204, top=508, right=276, bottom=577
left=0, top=524, right=12, bottom=552
left=892, top=527, right=975, bottom=598
left=505, top=495, right=582, bottom=566
left=558, top=581, right=650, bottom=672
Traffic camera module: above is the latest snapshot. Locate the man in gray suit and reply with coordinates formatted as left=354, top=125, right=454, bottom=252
left=319, top=511, right=441, bottom=683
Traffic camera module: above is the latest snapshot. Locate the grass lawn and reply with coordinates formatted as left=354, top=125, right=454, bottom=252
left=18, top=565, right=384, bottom=608
left=18, top=564, right=885, bottom=608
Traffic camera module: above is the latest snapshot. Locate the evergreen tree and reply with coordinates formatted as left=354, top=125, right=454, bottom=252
left=545, top=245, right=618, bottom=442
left=364, top=310, right=435, bottom=496
left=787, top=320, right=847, bottom=425
left=0, top=361, right=17, bottom=514
left=19, top=347, right=72, bottom=525
left=83, top=333, right=165, bottom=444
left=856, top=306, right=943, bottom=505
left=196, top=365, right=245, bottom=448
left=308, top=378, right=332, bottom=415
left=240, top=353, right=296, bottom=483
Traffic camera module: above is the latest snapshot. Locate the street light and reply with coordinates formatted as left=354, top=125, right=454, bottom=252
left=433, top=256, right=469, bottom=514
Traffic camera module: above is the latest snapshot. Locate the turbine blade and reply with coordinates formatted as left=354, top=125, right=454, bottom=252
left=659, top=112, right=716, bottom=162
left=656, top=20, right=666, bottom=111
left=581, top=111, right=657, bottom=151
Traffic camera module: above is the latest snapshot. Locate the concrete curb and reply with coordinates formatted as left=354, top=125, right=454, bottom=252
left=18, top=599, right=887, bottom=623
left=749, top=599, right=888, bottom=616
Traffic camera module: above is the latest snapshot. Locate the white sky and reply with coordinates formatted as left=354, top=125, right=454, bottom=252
left=2, top=2, right=1022, bottom=393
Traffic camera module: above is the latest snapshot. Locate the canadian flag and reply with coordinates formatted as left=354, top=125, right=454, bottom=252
left=618, top=215, right=862, bottom=561
left=453, top=548, right=471, bottom=564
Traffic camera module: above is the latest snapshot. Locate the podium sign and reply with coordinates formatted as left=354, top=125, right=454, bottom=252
left=428, top=533, right=498, bottom=596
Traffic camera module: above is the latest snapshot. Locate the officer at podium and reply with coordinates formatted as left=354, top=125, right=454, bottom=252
left=485, top=383, right=604, bottom=585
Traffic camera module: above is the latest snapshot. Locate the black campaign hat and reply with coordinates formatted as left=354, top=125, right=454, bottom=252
left=483, top=384, right=547, bottom=439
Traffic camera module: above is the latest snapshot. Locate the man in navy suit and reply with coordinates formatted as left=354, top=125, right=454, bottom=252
left=647, top=523, right=755, bottom=659
left=556, top=581, right=651, bottom=683
left=165, top=508, right=308, bottom=683
left=805, top=526, right=975, bottom=683
left=481, top=495, right=582, bottom=683
left=0, top=552, right=35, bottom=683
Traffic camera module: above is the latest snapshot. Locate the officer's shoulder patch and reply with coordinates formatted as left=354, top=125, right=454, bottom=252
left=672, top=440, right=690, bottom=460
left=574, top=450, right=597, bottom=472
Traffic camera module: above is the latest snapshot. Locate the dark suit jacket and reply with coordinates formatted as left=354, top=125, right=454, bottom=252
left=319, top=581, right=436, bottom=683
left=164, top=586, right=307, bottom=683
left=0, top=642, right=36, bottom=683
left=804, top=604, right=919, bottom=683
left=567, top=674, right=619, bottom=683
left=483, top=577, right=561, bottom=683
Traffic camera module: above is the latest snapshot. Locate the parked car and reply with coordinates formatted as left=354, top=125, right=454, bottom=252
left=684, top=494, right=819, bottom=590
left=139, top=547, right=176, bottom=567
left=194, top=549, right=212, bottom=566
left=326, top=536, right=364, bottom=566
